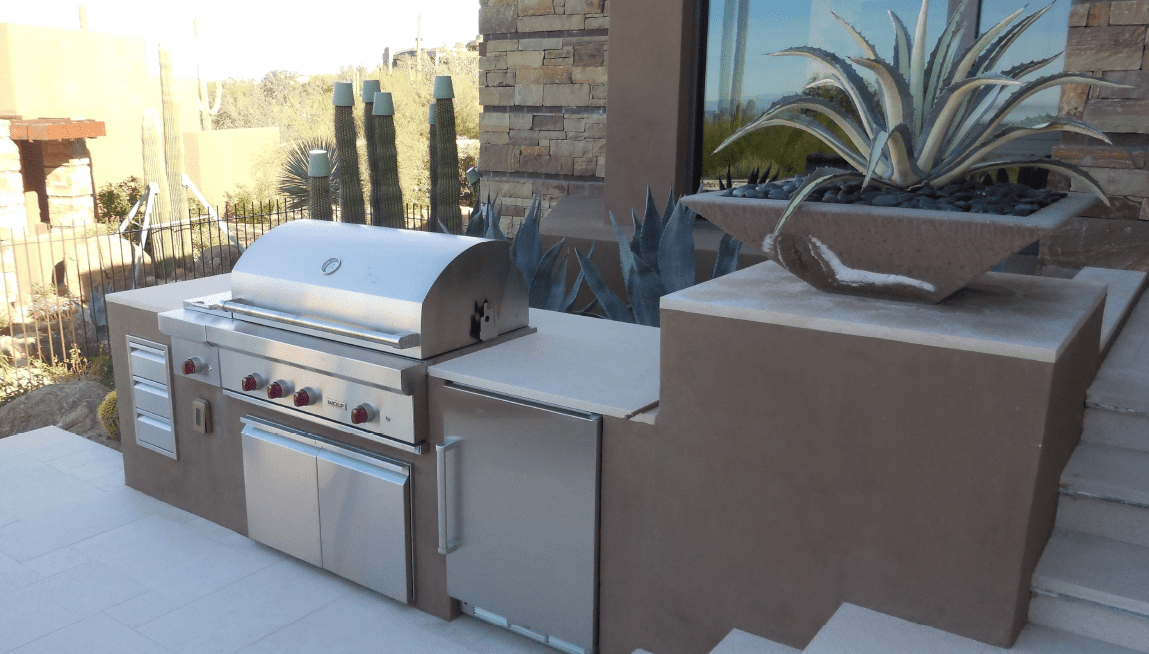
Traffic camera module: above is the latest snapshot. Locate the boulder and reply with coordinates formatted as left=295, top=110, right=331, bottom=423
left=192, top=244, right=242, bottom=277
left=0, top=380, right=112, bottom=438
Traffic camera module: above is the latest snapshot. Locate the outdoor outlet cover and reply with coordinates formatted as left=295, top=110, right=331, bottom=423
left=373, top=92, right=395, bottom=116
left=192, top=398, right=211, bottom=434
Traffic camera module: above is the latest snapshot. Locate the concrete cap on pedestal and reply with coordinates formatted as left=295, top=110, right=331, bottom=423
left=307, top=150, right=330, bottom=177
left=372, top=92, right=394, bottom=116
left=433, top=75, right=454, bottom=99
left=361, top=79, right=381, bottom=102
left=333, top=82, right=354, bottom=107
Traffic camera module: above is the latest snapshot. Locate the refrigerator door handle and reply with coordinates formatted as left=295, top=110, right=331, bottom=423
left=436, top=436, right=463, bottom=555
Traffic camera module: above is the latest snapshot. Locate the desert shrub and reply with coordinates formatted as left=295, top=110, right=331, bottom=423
left=95, top=176, right=144, bottom=223
left=98, top=389, right=119, bottom=440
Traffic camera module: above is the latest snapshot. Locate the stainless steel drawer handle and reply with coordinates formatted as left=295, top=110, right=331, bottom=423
left=220, top=300, right=420, bottom=349
left=436, top=437, right=462, bottom=555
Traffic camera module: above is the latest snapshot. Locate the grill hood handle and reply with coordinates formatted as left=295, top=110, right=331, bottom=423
left=219, top=300, right=420, bottom=350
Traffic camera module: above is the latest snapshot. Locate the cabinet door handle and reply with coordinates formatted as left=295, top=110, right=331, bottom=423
left=436, top=437, right=462, bottom=555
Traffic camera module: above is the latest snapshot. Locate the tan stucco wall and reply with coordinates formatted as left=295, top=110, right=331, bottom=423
left=183, top=126, right=279, bottom=208
left=0, top=23, right=199, bottom=189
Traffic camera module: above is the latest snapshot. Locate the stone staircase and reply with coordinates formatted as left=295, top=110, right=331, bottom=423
left=634, top=267, right=1149, bottom=654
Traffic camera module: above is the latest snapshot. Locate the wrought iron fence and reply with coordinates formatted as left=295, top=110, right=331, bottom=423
left=0, top=200, right=430, bottom=402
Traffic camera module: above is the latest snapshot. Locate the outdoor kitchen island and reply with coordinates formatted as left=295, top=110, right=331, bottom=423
left=106, top=244, right=659, bottom=654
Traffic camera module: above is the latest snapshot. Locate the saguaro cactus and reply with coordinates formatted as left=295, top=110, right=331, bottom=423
left=307, top=150, right=334, bottom=221
left=362, top=80, right=381, bottom=222
left=371, top=92, right=404, bottom=228
left=141, top=109, right=171, bottom=225
left=332, top=82, right=366, bottom=224
left=158, top=43, right=190, bottom=228
left=432, top=76, right=462, bottom=234
left=193, top=18, right=222, bottom=131
left=428, top=103, right=438, bottom=229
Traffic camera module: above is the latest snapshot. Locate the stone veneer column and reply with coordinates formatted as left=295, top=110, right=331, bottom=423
left=478, top=0, right=609, bottom=234
left=0, top=121, right=28, bottom=239
left=41, top=139, right=96, bottom=228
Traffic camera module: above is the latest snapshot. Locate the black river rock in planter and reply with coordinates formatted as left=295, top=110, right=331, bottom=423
left=679, top=190, right=1100, bottom=304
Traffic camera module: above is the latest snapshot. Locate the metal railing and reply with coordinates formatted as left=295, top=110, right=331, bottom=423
left=0, top=198, right=430, bottom=402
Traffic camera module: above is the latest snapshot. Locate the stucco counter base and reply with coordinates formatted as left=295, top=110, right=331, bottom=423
left=598, top=261, right=1106, bottom=654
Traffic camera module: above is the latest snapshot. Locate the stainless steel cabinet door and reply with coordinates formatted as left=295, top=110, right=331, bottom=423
left=241, top=420, right=322, bottom=567
left=317, top=448, right=412, bottom=603
left=439, top=384, right=601, bottom=652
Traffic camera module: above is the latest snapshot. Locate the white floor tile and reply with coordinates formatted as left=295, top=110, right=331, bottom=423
left=0, top=508, right=15, bottom=529
left=182, top=517, right=285, bottom=567
left=20, top=546, right=90, bottom=578
left=22, top=431, right=98, bottom=462
left=254, top=589, right=477, bottom=654
left=9, top=612, right=171, bottom=654
left=47, top=445, right=123, bottom=481
left=469, top=626, right=568, bottom=654
left=104, top=590, right=188, bottom=629
left=136, top=558, right=353, bottom=654
left=0, top=559, right=147, bottom=653
left=0, top=550, right=39, bottom=594
left=0, top=455, right=102, bottom=519
left=0, top=428, right=93, bottom=459
left=0, top=488, right=164, bottom=562
left=73, top=514, right=274, bottom=604
left=87, top=467, right=126, bottom=491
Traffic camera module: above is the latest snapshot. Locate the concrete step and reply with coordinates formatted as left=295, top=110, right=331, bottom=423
left=709, top=629, right=800, bottom=654
left=1031, top=530, right=1149, bottom=651
left=1088, top=283, right=1149, bottom=415
left=1056, top=492, right=1149, bottom=549
left=802, top=602, right=1136, bottom=653
left=1060, top=442, right=1149, bottom=509
left=1072, top=268, right=1147, bottom=359
left=1082, top=408, right=1149, bottom=454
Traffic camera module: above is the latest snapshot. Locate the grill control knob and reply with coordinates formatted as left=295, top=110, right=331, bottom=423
left=267, top=380, right=293, bottom=399
left=350, top=404, right=375, bottom=424
left=293, top=388, right=318, bottom=407
left=240, top=373, right=266, bottom=392
left=182, top=357, right=205, bottom=375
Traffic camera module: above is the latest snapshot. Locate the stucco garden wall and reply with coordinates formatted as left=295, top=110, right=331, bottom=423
left=183, top=126, right=280, bottom=208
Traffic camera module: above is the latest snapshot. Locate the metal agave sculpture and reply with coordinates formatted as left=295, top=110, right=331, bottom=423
left=715, top=0, right=1128, bottom=237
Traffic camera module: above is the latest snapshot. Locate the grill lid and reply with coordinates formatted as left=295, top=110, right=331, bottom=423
left=207, top=220, right=528, bottom=359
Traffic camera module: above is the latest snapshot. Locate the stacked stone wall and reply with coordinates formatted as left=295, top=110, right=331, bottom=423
left=0, top=122, right=27, bottom=240
left=1057, top=1, right=1149, bottom=220
left=478, top=0, right=608, bottom=233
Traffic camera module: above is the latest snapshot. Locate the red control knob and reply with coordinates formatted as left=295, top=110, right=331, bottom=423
left=267, top=380, right=292, bottom=399
left=182, top=357, right=204, bottom=375
left=240, top=373, right=265, bottom=392
left=293, top=388, right=318, bottom=407
left=351, top=404, right=375, bottom=424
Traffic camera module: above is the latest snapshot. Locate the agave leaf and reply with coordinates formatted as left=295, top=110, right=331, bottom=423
left=1001, top=52, right=1063, bottom=81
left=885, top=123, right=924, bottom=186
left=609, top=211, right=665, bottom=327
left=560, top=242, right=594, bottom=313
left=850, top=57, right=913, bottom=138
left=768, top=47, right=884, bottom=136
left=972, top=2, right=1055, bottom=77
left=574, top=248, right=633, bottom=323
left=464, top=208, right=486, bottom=236
left=958, top=159, right=1111, bottom=206
left=529, top=239, right=564, bottom=309
left=916, top=74, right=1023, bottom=172
left=544, top=251, right=569, bottom=312
left=712, top=232, right=742, bottom=279
left=935, top=116, right=1111, bottom=183
left=662, top=186, right=676, bottom=228
left=831, top=11, right=879, bottom=59
left=908, top=0, right=929, bottom=134
left=578, top=297, right=600, bottom=316
left=774, top=168, right=862, bottom=237
left=640, top=187, right=663, bottom=275
left=715, top=112, right=870, bottom=173
left=864, top=129, right=891, bottom=189
left=889, top=10, right=913, bottom=83
left=511, top=197, right=543, bottom=285
left=629, top=209, right=643, bottom=259
left=484, top=203, right=506, bottom=241
left=715, top=94, right=872, bottom=156
left=658, top=201, right=696, bottom=294
left=944, top=5, right=1026, bottom=89
left=924, top=0, right=968, bottom=108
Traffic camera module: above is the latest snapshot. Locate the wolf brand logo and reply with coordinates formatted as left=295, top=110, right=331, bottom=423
left=327, top=398, right=347, bottom=410
left=321, top=257, right=341, bottom=275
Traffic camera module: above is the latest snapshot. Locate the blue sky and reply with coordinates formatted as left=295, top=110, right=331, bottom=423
left=0, top=0, right=481, bottom=80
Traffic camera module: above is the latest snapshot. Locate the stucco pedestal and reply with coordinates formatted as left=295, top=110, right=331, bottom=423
left=598, top=262, right=1105, bottom=654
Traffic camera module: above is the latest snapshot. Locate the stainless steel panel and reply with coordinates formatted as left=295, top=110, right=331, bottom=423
left=241, top=419, right=322, bottom=567
left=221, top=349, right=420, bottom=444
left=135, top=411, right=176, bottom=458
left=127, top=338, right=169, bottom=385
left=131, top=379, right=171, bottom=419
left=441, top=384, right=601, bottom=652
left=169, top=336, right=221, bottom=387
left=227, top=220, right=529, bottom=359
left=317, top=447, right=412, bottom=603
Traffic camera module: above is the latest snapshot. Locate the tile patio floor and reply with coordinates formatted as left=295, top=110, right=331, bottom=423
left=0, top=426, right=557, bottom=654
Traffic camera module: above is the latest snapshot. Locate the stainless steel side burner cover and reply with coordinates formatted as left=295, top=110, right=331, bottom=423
left=225, top=220, right=528, bottom=359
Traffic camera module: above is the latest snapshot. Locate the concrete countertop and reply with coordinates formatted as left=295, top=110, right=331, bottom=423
left=429, top=308, right=659, bottom=419
left=106, top=275, right=232, bottom=314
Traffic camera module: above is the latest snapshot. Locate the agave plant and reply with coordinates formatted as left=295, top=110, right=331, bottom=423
left=577, top=188, right=742, bottom=327
left=277, top=136, right=339, bottom=211
left=715, top=0, right=1128, bottom=236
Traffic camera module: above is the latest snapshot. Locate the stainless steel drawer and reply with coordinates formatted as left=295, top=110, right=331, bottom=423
left=128, top=341, right=169, bottom=385
left=241, top=418, right=322, bottom=567
left=132, top=380, right=171, bottom=420
left=135, top=412, right=176, bottom=457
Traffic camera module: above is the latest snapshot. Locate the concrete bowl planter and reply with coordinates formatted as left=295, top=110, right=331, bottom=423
left=680, top=190, right=1100, bottom=303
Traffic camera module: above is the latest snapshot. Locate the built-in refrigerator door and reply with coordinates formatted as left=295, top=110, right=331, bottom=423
left=438, top=383, right=601, bottom=653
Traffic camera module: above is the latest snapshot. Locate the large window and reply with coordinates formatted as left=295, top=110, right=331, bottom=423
left=699, top=0, right=1070, bottom=182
